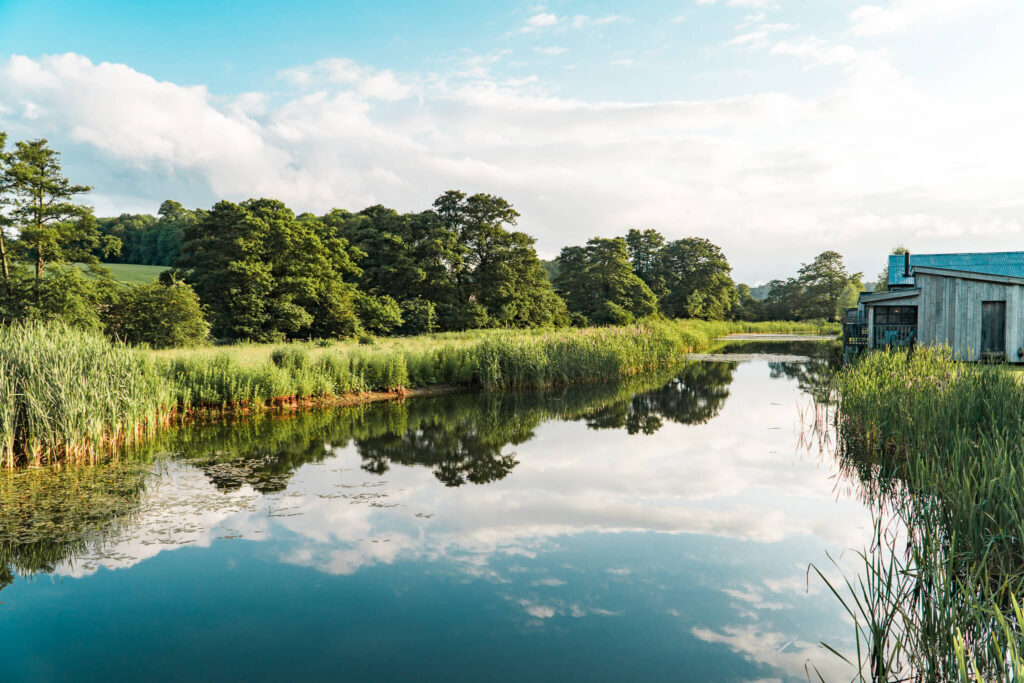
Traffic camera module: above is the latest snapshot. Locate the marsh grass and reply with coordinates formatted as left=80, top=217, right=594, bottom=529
left=0, top=318, right=834, bottom=467
left=0, top=324, right=173, bottom=468
left=824, top=347, right=1024, bottom=680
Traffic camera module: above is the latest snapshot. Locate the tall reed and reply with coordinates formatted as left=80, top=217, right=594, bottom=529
left=825, top=347, right=1024, bottom=680
left=0, top=317, right=835, bottom=467
left=0, top=323, right=173, bottom=467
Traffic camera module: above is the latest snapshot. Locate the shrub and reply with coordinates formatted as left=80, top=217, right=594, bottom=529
left=104, top=281, right=209, bottom=348
left=355, top=293, right=403, bottom=336
left=399, top=298, right=437, bottom=335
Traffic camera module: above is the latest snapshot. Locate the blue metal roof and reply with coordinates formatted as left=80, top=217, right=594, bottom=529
left=888, top=252, right=1024, bottom=287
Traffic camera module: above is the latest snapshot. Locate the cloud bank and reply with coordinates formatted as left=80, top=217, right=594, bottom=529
left=1, top=10, right=1023, bottom=282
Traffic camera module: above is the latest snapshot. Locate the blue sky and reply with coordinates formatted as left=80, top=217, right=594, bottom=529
left=1, top=0, right=1022, bottom=282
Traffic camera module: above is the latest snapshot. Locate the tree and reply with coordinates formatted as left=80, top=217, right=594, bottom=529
left=355, top=293, right=403, bottom=336
left=554, top=238, right=658, bottom=325
left=5, top=139, right=115, bottom=277
left=325, top=205, right=461, bottom=321
left=0, top=132, right=12, bottom=281
left=796, top=250, right=862, bottom=320
left=0, top=265, right=113, bottom=330
left=399, top=298, right=437, bottom=335
left=732, top=283, right=762, bottom=321
left=95, top=200, right=197, bottom=266
left=658, top=237, right=737, bottom=320
left=174, top=199, right=363, bottom=341
left=761, top=279, right=793, bottom=320
left=624, top=228, right=667, bottom=298
left=432, top=191, right=566, bottom=329
left=761, top=251, right=864, bottom=321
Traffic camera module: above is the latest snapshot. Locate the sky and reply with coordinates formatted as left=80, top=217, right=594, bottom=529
left=0, top=0, right=1022, bottom=284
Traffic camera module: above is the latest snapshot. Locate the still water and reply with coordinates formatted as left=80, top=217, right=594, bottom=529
left=0, top=347, right=872, bottom=681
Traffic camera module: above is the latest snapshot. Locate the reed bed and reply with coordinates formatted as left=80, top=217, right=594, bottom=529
left=827, top=347, right=1024, bottom=680
left=0, top=324, right=173, bottom=468
left=0, top=318, right=834, bottom=467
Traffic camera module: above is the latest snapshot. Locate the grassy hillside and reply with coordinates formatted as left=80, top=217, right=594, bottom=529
left=75, top=262, right=167, bottom=284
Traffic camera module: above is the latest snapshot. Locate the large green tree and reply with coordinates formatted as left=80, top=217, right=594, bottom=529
left=554, top=237, right=658, bottom=325
left=175, top=199, right=363, bottom=341
left=624, top=228, right=667, bottom=299
left=96, top=200, right=197, bottom=266
left=761, top=251, right=863, bottom=321
left=658, top=237, right=737, bottom=320
left=325, top=205, right=460, bottom=312
left=4, top=139, right=115, bottom=278
left=431, top=191, right=566, bottom=329
left=795, top=250, right=863, bottom=320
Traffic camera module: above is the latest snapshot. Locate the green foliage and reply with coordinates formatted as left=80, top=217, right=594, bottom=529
left=104, top=280, right=209, bottom=348
left=355, top=292, right=403, bottom=336
left=3, top=139, right=111, bottom=278
left=624, top=228, right=667, bottom=298
left=732, top=283, right=762, bottom=321
left=173, top=198, right=363, bottom=342
left=0, top=265, right=111, bottom=330
left=432, top=190, right=567, bottom=329
left=94, top=200, right=198, bottom=266
left=657, top=237, right=737, bottom=320
left=327, top=192, right=566, bottom=332
left=763, top=250, right=864, bottom=321
left=399, top=297, right=437, bottom=335
left=554, top=237, right=658, bottom=325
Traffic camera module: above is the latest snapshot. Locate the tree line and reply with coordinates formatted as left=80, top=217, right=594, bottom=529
left=0, top=132, right=863, bottom=348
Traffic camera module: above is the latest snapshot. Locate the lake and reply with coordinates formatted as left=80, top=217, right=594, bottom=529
left=0, top=343, right=872, bottom=681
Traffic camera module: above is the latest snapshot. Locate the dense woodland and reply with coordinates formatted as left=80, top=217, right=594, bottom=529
left=0, top=132, right=864, bottom=347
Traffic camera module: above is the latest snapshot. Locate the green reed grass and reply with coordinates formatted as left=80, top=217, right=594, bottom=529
left=825, top=347, right=1024, bottom=680
left=0, top=317, right=834, bottom=467
left=0, top=323, right=173, bottom=468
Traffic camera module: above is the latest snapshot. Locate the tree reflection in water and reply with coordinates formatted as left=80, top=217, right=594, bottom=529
left=0, top=357, right=756, bottom=586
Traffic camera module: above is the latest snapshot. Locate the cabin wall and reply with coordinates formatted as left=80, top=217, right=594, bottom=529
left=916, top=273, right=1024, bottom=361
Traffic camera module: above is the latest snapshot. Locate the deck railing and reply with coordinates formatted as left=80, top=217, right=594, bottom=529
left=843, top=321, right=868, bottom=347
left=874, top=324, right=917, bottom=348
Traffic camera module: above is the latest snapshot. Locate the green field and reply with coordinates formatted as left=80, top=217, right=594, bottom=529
left=75, top=262, right=167, bottom=284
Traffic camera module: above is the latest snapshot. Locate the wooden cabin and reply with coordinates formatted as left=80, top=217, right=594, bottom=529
left=844, top=251, right=1024, bottom=361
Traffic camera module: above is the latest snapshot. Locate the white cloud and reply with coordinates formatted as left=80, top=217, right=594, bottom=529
left=522, top=12, right=559, bottom=32
left=279, top=58, right=411, bottom=101
left=849, top=0, right=1009, bottom=36
left=534, top=46, right=568, bottom=56
left=3, top=44, right=1024, bottom=282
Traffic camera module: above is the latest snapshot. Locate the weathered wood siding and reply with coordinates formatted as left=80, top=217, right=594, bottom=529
left=915, top=272, right=1024, bottom=361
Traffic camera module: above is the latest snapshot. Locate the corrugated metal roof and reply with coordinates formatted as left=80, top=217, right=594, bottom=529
left=888, top=252, right=1024, bottom=287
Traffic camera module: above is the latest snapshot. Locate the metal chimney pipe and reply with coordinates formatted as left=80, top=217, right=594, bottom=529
left=904, top=251, right=910, bottom=278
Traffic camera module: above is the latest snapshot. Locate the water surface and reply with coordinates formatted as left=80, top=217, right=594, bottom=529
left=0, top=348, right=870, bottom=681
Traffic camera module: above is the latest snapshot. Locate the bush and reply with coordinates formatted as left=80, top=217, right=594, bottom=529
left=0, top=266, right=108, bottom=331
left=444, top=301, right=490, bottom=331
left=399, top=298, right=437, bottom=335
left=355, top=293, right=403, bottom=336
left=104, top=281, right=209, bottom=348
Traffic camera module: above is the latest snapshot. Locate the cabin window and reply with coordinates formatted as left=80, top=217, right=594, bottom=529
left=873, top=306, right=917, bottom=326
